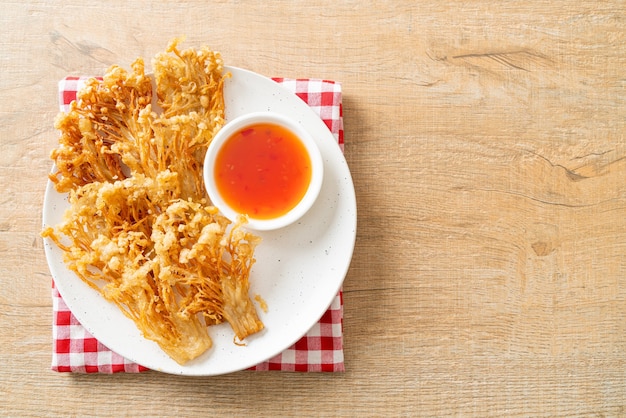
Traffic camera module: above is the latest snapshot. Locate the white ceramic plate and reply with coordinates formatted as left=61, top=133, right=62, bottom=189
left=42, top=67, right=357, bottom=376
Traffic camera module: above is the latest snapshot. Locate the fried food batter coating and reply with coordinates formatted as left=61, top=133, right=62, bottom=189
left=43, top=39, right=264, bottom=365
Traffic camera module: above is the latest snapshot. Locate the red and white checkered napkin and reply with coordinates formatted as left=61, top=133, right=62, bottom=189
left=51, top=76, right=345, bottom=373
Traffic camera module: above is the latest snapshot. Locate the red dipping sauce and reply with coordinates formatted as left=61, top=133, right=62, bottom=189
left=214, top=122, right=312, bottom=220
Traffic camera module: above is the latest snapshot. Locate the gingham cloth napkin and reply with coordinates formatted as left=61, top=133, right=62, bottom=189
left=51, top=75, right=345, bottom=373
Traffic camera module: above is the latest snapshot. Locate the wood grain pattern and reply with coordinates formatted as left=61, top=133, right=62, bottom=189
left=1, top=1, right=625, bottom=416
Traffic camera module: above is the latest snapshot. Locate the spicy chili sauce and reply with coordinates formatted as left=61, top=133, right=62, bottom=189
left=214, top=122, right=312, bottom=219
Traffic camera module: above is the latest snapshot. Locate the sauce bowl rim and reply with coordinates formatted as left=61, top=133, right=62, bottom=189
left=203, top=111, right=324, bottom=231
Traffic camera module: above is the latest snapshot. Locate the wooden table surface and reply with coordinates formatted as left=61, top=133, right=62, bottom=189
left=2, top=1, right=625, bottom=416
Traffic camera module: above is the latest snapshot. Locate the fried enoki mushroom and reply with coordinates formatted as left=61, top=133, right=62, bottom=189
left=50, top=59, right=153, bottom=193
left=50, top=38, right=229, bottom=201
left=151, top=200, right=263, bottom=342
left=42, top=39, right=264, bottom=365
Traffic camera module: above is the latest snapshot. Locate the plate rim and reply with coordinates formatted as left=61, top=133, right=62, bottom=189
left=42, top=66, right=356, bottom=375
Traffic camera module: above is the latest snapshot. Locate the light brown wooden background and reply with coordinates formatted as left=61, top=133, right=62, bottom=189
left=2, top=1, right=625, bottom=416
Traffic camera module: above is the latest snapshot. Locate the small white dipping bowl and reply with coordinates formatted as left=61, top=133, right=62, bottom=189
left=203, top=112, right=324, bottom=231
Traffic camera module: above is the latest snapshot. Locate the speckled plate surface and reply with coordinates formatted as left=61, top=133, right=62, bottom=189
left=42, top=67, right=356, bottom=376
